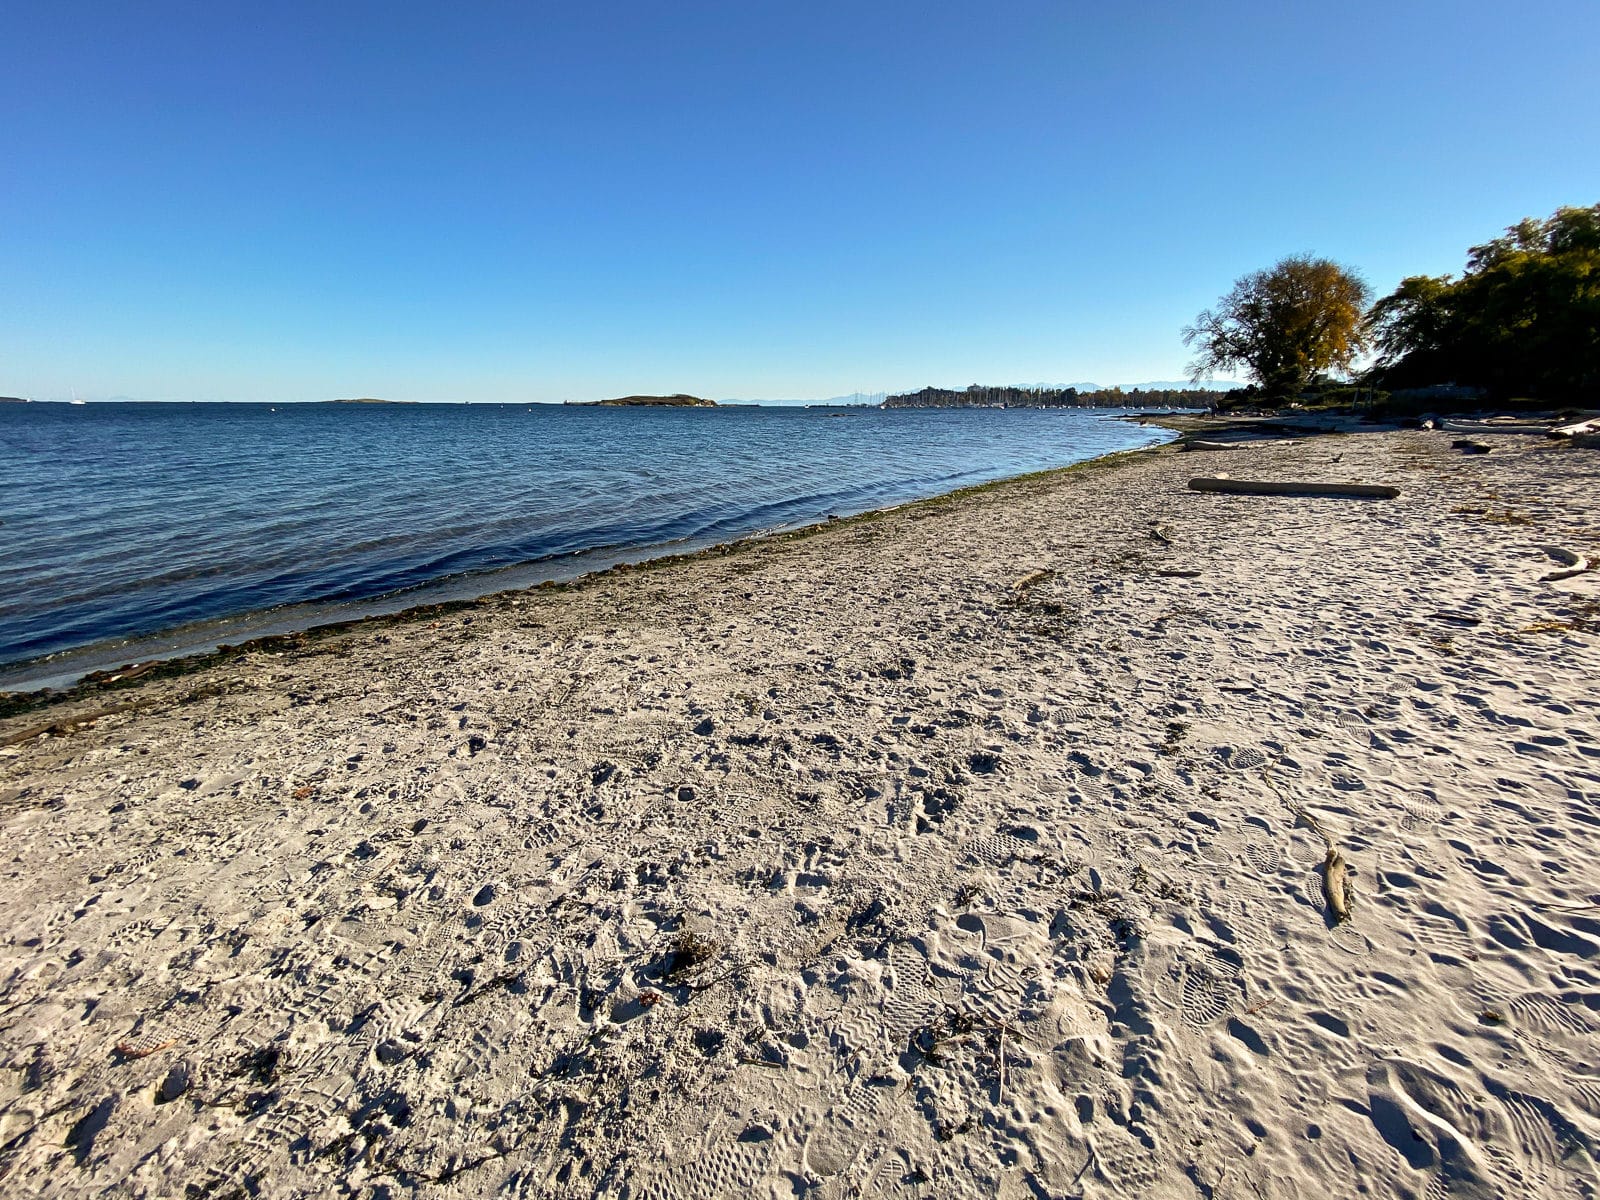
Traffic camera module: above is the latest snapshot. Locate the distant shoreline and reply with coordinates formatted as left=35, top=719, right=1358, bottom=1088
left=565, top=394, right=717, bottom=407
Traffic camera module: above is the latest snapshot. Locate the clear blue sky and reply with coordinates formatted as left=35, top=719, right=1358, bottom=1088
left=3, top=1, right=1596, bottom=403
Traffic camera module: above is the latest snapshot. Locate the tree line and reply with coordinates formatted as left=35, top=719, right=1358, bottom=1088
left=1185, top=202, right=1598, bottom=404
left=882, top=385, right=1215, bottom=409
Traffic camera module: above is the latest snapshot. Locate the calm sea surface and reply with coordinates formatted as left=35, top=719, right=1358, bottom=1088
left=0, top=402, right=1171, bottom=687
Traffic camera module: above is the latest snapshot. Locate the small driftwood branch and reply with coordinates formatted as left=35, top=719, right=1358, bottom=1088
left=1295, top=807, right=1353, bottom=925
left=1011, top=568, right=1055, bottom=596
left=2, top=701, right=141, bottom=748
left=1539, top=546, right=1592, bottom=582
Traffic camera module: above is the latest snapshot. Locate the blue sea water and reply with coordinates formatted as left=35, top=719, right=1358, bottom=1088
left=0, top=402, right=1171, bottom=687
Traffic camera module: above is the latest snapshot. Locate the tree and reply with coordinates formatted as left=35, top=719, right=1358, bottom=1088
left=1183, top=255, right=1372, bottom=398
left=1366, top=204, right=1600, bottom=400
left=1365, top=273, right=1457, bottom=386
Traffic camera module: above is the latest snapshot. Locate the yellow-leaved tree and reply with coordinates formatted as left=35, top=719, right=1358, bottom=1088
left=1184, top=255, right=1371, bottom=399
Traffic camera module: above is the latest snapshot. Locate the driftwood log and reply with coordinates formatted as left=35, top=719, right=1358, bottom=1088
left=1540, top=546, right=1593, bottom=583
left=1439, top=419, right=1551, bottom=435
left=1549, top=418, right=1600, bottom=439
left=1188, top=477, right=1400, bottom=500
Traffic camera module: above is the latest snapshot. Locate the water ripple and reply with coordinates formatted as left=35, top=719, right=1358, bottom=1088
left=0, top=402, right=1168, bottom=668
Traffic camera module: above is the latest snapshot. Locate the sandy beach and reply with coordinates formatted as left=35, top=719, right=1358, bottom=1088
left=2, top=427, right=1598, bottom=1199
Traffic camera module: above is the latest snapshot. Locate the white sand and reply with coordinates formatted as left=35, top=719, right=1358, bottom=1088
left=1, top=429, right=1598, bottom=1199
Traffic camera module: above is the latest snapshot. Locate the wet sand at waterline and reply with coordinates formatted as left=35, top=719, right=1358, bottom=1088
left=2, top=429, right=1598, bottom=1199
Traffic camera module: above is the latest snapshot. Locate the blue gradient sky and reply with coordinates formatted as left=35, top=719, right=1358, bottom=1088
left=3, top=2, right=1596, bottom=403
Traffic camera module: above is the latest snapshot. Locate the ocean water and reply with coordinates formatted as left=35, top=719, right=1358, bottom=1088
left=0, top=402, right=1170, bottom=687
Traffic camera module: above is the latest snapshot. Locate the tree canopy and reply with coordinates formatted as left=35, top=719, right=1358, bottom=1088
left=1367, top=204, right=1600, bottom=400
left=1183, top=255, right=1371, bottom=399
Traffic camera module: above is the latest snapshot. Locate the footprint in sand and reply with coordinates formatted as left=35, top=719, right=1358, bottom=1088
left=1328, top=922, right=1376, bottom=956
left=1075, top=777, right=1111, bottom=806
left=1086, top=1130, right=1164, bottom=1195
left=1175, top=944, right=1246, bottom=1029
left=634, top=1132, right=775, bottom=1200
left=1226, top=746, right=1268, bottom=771
left=1506, top=992, right=1598, bottom=1038
left=881, top=942, right=946, bottom=1046
left=1489, top=1086, right=1596, bottom=1190
left=1243, top=839, right=1282, bottom=876
left=805, top=1080, right=894, bottom=1179
left=964, top=832, right=1033, bottom=867
left=1400, top=793, right=1447, bottom=832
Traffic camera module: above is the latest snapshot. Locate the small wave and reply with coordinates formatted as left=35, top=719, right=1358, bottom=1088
left=0, top=404, right=1168, bottom=675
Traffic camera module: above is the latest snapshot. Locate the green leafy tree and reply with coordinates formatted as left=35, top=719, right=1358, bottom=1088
left=1366, top=273, right=1457, bottom=383
left=1367, top=203, right=1600, bottom=399
left=1183, top=255, right=1371, bottom=399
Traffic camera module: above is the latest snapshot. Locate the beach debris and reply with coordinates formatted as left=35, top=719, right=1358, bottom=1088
left=1542, top=546, right=1584, bottom=567
left=1189, top=477, right=1401, bottom=500
left=1549, top=417, right=1600, bottom=439
left=1181, top=439, right=1234, bottom=451
left=1295, top=808, right=1354, bottom=925
left=1012, top=568, right=1055, bottom=598
left=235, top=1045, right=286, bottom=1085
left=1539, top=546, right=1592, bottom=582
left=1440, top=418, right=1551, bottom=435
left=114, top=1037, right=176, bottom=1060
left=1, top=701, right=140, bottom=748
left=156, top=1061, right=190, bottom=1103
left=1322, top=845, right=1352, bottom=924
left=997, top=1027, right=1007, bottom=1103
left=657, top=931, right=719, bottom=982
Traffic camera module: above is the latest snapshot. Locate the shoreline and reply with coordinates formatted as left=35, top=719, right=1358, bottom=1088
left=0, top=434, right=1174, bottom=718
left=2, top=427, right=1598, bottom=1198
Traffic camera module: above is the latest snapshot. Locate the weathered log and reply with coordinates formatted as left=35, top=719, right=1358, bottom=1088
left=1188, top=477, right=1400, bottom=499
left=1439, top=419, right=1551, bottom=435
left=1549, top=418, right=1600, bottom=439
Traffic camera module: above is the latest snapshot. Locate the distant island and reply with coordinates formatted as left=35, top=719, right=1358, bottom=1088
left=325, top=397, right=416, bottom=405
left=882, top=385, right=1214, bottom=410
left=0, top=397, right=29, bottom=404
left=568, top=394, right=717, bottom=407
